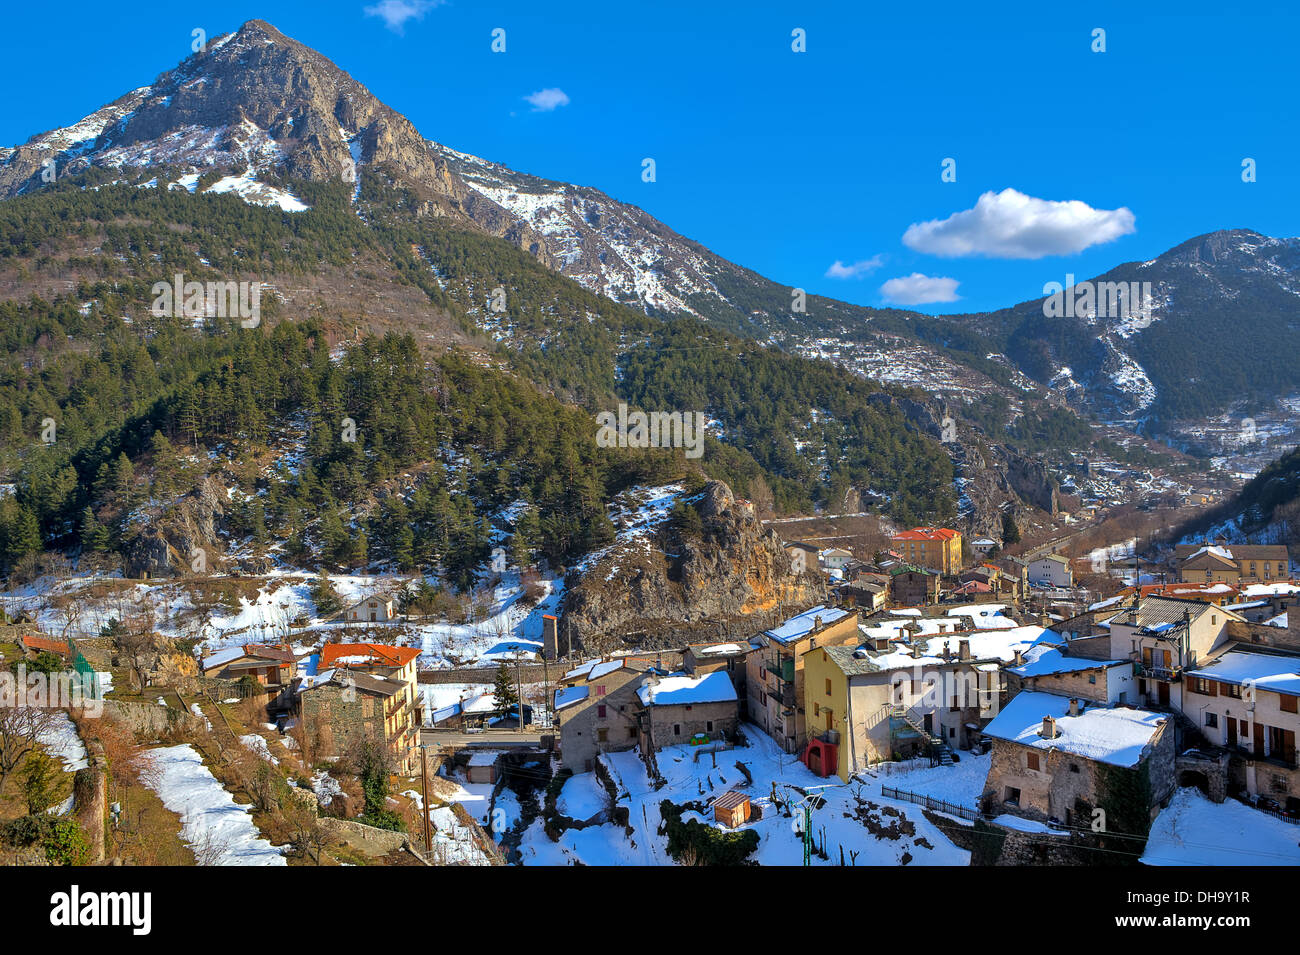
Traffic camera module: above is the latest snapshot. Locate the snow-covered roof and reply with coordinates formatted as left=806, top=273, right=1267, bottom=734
left=637, top=671, right=737, bottom=707
left=201, top=646, right=247, bottom=670
left=588, top=660, right=625, bottom=681
left=1187, top=651, right=1300, bottom=696
left=554, top=686, right=589, bottom=711
left=689, top=643, right=749, bottom=657
left=1007, top=644, right=1124, bottom=678
left=982, top=691, right=1167, bottom=767
left=764, top=605, right=849, bottom=644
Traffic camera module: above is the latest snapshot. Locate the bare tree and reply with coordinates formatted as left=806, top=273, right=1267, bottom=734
left=0, top=707, right=57, bottom=795
left=111, top=607, right=158, bottom=693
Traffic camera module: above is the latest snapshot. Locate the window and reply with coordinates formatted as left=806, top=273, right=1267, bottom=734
left=706, top=721, right=714, bottom=733
left=1283, top=695, right=1298, bottom=714
left=1027, top=752, right=1040, bottom=771
left=673, top=724, right=681, bottom=736
left=1088, top=674, right=1096, bottom=684
left=825, top=678, right=832, bottom=696
left=628, top=726, right=638, bottom=739
left=595, top=685, right=606, bottom=696
left=1004, top=786, right=1021, bottom=806
left=597, top=728, right=608, bottom=743
left=1069, top=763, right=1080, bottom=774
left=597, top=705, right=607, bottom=718
left=1223, top=683, right=1243, bottom=699
left=1205, top=712, right=1218, bottom=728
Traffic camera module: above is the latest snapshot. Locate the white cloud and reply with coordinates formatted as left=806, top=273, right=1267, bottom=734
left=902, top=188, right=1136, bottom=259
left=524, top=88, right=571, bottom=112
left=364, top=0, right=442, bottom=34
left=824, top=255, right=885, bottom=279
left=879, top=273, right=961, bottom=305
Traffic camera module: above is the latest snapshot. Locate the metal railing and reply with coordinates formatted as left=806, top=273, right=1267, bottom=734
left=881, top=785, right=977, bottom=821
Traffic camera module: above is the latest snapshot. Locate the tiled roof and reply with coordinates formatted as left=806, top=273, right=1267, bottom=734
left=892, top=527, right=961, bottom=542
left=319, top=643, right=420, bottom=668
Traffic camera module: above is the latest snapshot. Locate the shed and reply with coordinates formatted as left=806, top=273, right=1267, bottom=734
left=713, top=790, right=751, bottom=829
left=466, top=751, right=501, bottom=785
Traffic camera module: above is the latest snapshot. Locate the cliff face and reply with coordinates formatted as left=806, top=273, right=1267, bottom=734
left=124, top=477, right=227, bottom=578
left=564, top=481, right=825, bottom=654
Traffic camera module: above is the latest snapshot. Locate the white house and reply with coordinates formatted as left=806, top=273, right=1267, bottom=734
left=820, top=548, right=854, bottom=572
left=1028, top=554, right=1073, bottom=588
left=345, top=594, right=396, bottom=623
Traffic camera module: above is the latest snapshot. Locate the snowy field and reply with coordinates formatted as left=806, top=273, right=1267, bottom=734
left=140, top=744, right=286, bottom=866
left=1142, top=788, right=1300, bottom=866
left=516, top=725, right=973, bottom=866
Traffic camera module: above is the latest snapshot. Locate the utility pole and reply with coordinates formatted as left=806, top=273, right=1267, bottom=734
left=516, top=654, right=524, bottom=734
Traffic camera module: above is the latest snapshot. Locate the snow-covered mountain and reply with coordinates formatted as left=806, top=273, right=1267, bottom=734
left=3, top=18, right=1297, bottom=452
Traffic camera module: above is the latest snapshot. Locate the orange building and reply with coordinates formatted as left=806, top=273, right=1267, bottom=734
left=890, top=527, right=963, bottom=575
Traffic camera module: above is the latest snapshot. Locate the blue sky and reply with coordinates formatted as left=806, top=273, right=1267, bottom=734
left=0, top=0, right=1293, bottom=312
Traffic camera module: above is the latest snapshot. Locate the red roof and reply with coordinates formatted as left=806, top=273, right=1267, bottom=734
left=320, top=643, right=420, bottom=668
left=892, top=527, right=961, bottom=542
left=21, top=634, right=72, bottom=657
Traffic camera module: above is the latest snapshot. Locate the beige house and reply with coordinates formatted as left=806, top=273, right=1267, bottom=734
left=745, top=606, right=860, bottom=752
left=802, top=632, right=1021, bottom=780
left=1184, top=649, right=1300, bottom=807
left=1104, top=597, right=1242, bottom=709
left=979, top=691, right=1175, bottom=827
left=1176, top=543, right=1290, bottom=585
left=345, top=594, right=397, bottom=623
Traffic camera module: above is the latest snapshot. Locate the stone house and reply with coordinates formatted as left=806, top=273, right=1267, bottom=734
left=889, top=565, right=940, bottom=607
left=681, top=641, right=750, bottom=701
left=1005, top=641, right=1136, bottom=705
left=553, top=658, right=655, bottom=772
left=635, top=671, right=739, bottom=755
left=745, top=605, right=860, bottom=752
left=299, top=669, right=420, bottom=774
left=979, top=691, right=1175, bottom=828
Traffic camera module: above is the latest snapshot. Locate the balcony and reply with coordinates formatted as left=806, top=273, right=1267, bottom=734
left=766, top=658, right=795, bottom=683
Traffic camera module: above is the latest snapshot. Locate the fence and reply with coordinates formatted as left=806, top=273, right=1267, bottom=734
left=881, top=785, right=978, bottom=821
left=1256, top=804, right=1300, bottom=826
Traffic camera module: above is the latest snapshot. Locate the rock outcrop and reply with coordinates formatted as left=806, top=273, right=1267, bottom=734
left=563, top=481, right=825, bottom=654
left=124, top=477, right=227, bottom=578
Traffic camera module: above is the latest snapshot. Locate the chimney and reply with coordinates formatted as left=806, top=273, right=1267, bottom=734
left=958, top=639, right=971, bottom=661
left=1068, top=698, right=1080, bottom=717
left=1040, top=715, right=1057, bottom=739
left=942, top=640, right=952, bottom=661
left=1013, top=648, right=1024, bottom=666
left=542, top=614, right=559, bottom=661
left=813, top=615, right=823, bottom=632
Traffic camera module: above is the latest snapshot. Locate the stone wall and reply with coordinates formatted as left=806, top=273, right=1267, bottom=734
left=101, top=699, right=205, bottom=738
left=317, top=817, right=408, bottom=857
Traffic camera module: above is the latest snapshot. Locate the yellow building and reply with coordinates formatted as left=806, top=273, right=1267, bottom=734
left=891, top=527, right=963, bottom=575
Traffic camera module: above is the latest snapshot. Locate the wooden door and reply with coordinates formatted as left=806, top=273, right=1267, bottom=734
left=1253, top=721, right=1265, bottom=755
left=1226, top=717, right=1237, bottom=747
